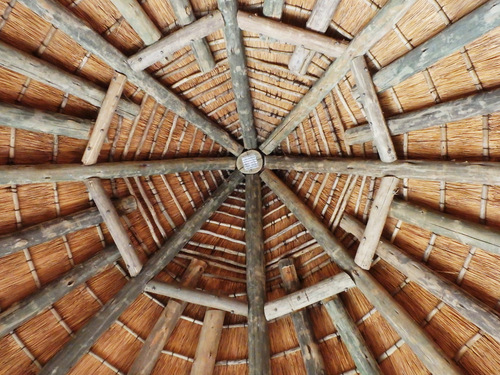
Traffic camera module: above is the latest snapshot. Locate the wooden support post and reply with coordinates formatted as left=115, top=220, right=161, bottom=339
left=145, top=281, right=248, bottom=316
left=169, top=0, right=215, bottom=72
left=218, top=0, right=257, bottom=149
left=355, top=177, right=399, bottom=269
left=0, top=246, right=120, bottom=338
left=324, top=296, right=382, bottom=375
left=278, top=259, right=326, bottom=375
left=127, top=12, right=223, bottom=71
left=288, top=0, right=341, bottom=75
left=82, top=72, right=127, bottom=165
left=38, top=172, right=243, bottom=375
left=0, top=157, right=236, bottom=186
left=373, top=0, right=500, bottom=92
left=85, top=178, right=142, bottom=276
left=263, top=0, right=284, bottom=18
left=265, top=156, right=500, bottom=186
left=351, top=56, right=397, bottom=162
left=189, top=309, right=225, bottom=375
left=265, top=272, right=355, bottom=320
left=260, top=169, right=463, bottom=375
left=128, top=259, right=207, bottom=375
left=341, top=213, right=500, bottom=343
left=259, top=0, right=417, bottom=154
left=245, top=174, right=271, bottom=375
left=109, top=0, right=161, bottom=45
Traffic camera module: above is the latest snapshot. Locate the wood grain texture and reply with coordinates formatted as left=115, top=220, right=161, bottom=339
left=190, top=310, right=225, bottom=375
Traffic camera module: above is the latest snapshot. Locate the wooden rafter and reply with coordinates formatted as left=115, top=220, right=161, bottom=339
left=262, top=0, right=284, bottom=18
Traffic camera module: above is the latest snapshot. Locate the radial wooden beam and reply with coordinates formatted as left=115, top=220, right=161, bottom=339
left=0, top=246, right=120, bottom=338
left=190, top=309, right=225, bottom=375
left=260, top=169, right=463, bottom=375
left=278, top=259, right=326, bottom=375
left=259, top=0, right=417, bottom=154
left=351, top=55, right=396, bottom=162
left=344, top=86, right=500, bottom=145
left=263, top=0, right=284, bottom=18
left=217, top=0, right=257, bottom=149
left=38, top=172, right=243, bottom=375
left=82, top=72, right=127, bottom=165
left=265, top=156, right=500, bottom=186
left=288, top=0, right=341, bottom=75
left=0, top=157, right=235, bottom=186
left=341, top=213, right=500, bottom=343
left=373, top=0, right=500, bottom=92
left=245, top=174, right=271, bottom=375
left=20, top=0, right=244, bottom=156
left=169, top=0, right=215, bottom=72
left=128, top=259, right=207, bottom=375
left=127, top=12, right=223, bottom=71
left=324, top=296, right=383, bottom=375
left=0, top=41, right=139, bottom=119
left=145, top=281, right=248, bottom=316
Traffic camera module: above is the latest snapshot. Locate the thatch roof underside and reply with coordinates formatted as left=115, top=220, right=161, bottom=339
left=0, top=0, right=499, bottom=374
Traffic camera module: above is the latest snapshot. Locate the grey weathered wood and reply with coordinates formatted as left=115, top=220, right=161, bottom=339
left=355, top=177, right=399, bottom=269
left=245, top=174, right=271, bottom=375
left=345, top=87, right=500, bottom=145
left=145, top=281, right=248, bottom=316
left=263, top=0, right=284, bottom=18
left=218, top=0, right=257, bottom=150
left=351, top=56, right=397, bottom=162
left=85, top=178, right=142, bottom=276
left=0, top=246, right=120, bottom=338
left=38, top=171, right=243, bottom=375
left=190, top=309, right=225, bottom=375
left=109, top=0, right=161, bottom=45
left=340, top=213, right=500, bottom=343
left=128, top=259, right=206, bottom=375
left=0, top=102, right=93, bottom=140
left=82, top=72, right=127, bottom=165
left=373, top=0, right=500, bottom=92
left=265, top=156, right=500, bottom=186
left=20, top=0, right=244, bottom=156
left=0, top=196, right=136, bottom=258
left=237, top=11, right=347, bottom=59
left=259, top=0, right=417, bottom=154
left=265, top=271, right=355, bottom=320
left=278, top=259, right=326, bottom=375
left=169, top=0, right=215, bottom=72
left=0, top=41, right=139, bottom=119
left=324, top=296, right=383, bottom=375
left=390, top=199, right=500, bottom=256
left=127, top=12, right=223, bottom=71
left=0, top=157, right=236, bottom=186
left=260, top=169, right=463, bottom=375
left=288, top=0, right=341, bottom=75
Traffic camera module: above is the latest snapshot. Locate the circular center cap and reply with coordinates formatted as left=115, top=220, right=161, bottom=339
left=236, top=150, right=264, bottom=174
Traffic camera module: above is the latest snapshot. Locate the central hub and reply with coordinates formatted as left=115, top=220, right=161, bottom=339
left=236, top=149, right=264, bottom=174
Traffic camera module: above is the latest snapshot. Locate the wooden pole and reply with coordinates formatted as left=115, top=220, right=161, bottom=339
left=278, top=259, right=326, bottom=375
left=189, top=309, right=225, bottom=375
left=341, top=213, right=500, bottom=343
left=260, top=169, right=463, bottom=375
left=38, top=171, right=243, bottom=375
left=0, top=157, right=236, bottom=186
left=128, top=259, right=207, bottom=375
left=20, top=0, right=244, bottom=156
left=0, top=195, right=136, bottom=258
left=259, top=0, right=416, bottom=154
left=324, top=296, right=382, bottom=375
left=145, top=281, right=248, bottom=316
left=0, top=245, right=120, bottom=338
left=217, top=0, right=257, bottom=150
left=373, top=0, right=500, bottom=92
left=265, top=156, right=500, bottom=186
left=82, top=72, right=127, bottom=165
left=0, top=41, right=139, bottom=119
left=245, top=174, right=271, bottom=375
left=263, top=0, right=284, bottom=18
